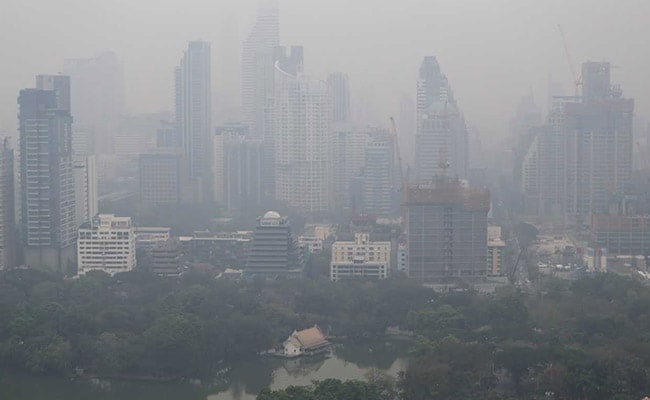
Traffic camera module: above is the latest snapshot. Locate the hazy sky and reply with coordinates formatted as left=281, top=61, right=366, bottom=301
left=2, top=0, right=650, bottom=143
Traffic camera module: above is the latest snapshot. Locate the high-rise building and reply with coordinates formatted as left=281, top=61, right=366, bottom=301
left=175, top=41, right=213, bottom=202
left=327, top=72, right=351, bottom=123
left=139, top=152, right=183, bottom=207
left=214, top=124, right=263, bottom=211
left=241, top=5, right=280, bottom=139
left=71, top=120, right=97, bottom=229
left=404, top=179, right=490, bottom=283
left=73, top=155, right=98, bottom=228
left=330, top=233, right=391, bottom=281
left=262, top=46, right=304, bottom=200
left=362, top=130, right=395, bottom=217
left=245, top=211, right=303, bottom=278
left=272, top=47, right=330, bottom=214
left=0, top=138, right=15, bottom=270
left=415, top=56, right=468, bottom=182
left=330, top=126, right=370, bottom=210
left=520, top=61, right=633, bottom=222
left=19, top=76, right=76, bottom=271
left=63, top=52, right=124, bottom=154
left=564, top=62, right=633, bottom=219
left=77, top=214, right=136, bottom=276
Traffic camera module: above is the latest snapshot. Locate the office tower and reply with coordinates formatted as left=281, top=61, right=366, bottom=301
left=330, top=127, right=370, bottom=210
left=415, top=56, right=468, bottom=182
left=272, top=46, right=329, bottom=214
left=139, top=152, right=183, bottom=207
left=63, top=52, right=124, bottom=154
left=362, top=130, right=395, bottom=217
left=404, top=179, right=490, bottom=283
left=241, top=5, right=280, bottom=138
left=175, top=41, right=213, bottom=202
left=327, top=72, right=351, bottom=123
left=18, top=77, right=76, bottom=271
left=245, top=211, right=303, bottom=278
left=0, top=138, right=15, bottom=269
left=214, top=124, right=263, bottom=211
left=77, top=214, right=136, bottom=276
left=330, top=233, right=391, bottom=281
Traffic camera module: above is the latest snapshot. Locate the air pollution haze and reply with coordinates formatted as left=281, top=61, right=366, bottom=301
left=1, top=0, right=649, bottom=143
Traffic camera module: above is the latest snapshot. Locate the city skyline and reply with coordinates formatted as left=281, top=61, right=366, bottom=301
left=2, top=0, right=650, bottom=145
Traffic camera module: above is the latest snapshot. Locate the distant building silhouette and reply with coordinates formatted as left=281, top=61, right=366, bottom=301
left=175, top=41, right=213, bottom=202
left=415, top=56, right=468, bottom=182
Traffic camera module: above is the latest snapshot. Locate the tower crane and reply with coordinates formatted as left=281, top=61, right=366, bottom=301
left=557, top=24, right=582, bottom=97
left=389, top=116, right=408, bottom=192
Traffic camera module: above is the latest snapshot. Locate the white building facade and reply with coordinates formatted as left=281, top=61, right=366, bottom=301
left=77, top=214, right=136, bottom=276
left=273, top=59, right=330, bottom=214
left=330, top=233, right=391, bottom=281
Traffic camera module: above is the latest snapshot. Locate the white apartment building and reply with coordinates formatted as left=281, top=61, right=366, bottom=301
left=77, top=214, right=136, bottom=276
left=273, top=53, right=330, bottom=214
left=330, top=233, right=391, bottom=281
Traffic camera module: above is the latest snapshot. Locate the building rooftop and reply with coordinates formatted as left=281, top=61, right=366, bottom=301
left=291, top=326, right=328, bottom=349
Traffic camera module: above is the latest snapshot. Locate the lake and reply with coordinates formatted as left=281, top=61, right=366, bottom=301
left=0, top=340, right=410, bottom=400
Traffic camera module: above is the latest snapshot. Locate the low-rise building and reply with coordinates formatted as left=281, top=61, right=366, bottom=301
left=246, top=211, right=303, bottom=278
left=330, top=233, right=391, bottom=281
left=149, top=238, right=182, bottom=276
left=77, top=214, right=136, bottom=276
left=135, top=227, right=172, bottom=249
left=299, top=236, right=323, bottom=254
left=282, top=325, right=330, bottom=358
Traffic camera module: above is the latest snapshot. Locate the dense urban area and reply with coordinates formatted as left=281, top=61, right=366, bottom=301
left=2, top=1, right=650, bottom=400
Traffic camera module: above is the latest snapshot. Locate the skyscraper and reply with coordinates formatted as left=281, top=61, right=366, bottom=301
left=175, top=41, right=213, bottom=202
left=241, top=5, right=280, bottom=139
left=63, top=52, right=124, bottom=154
left=262, top=46, right=304, bottom=200
left=214, top=124, right=263, bottom=211
left=520, top=61, right=633, bottom=222
left=362, top=130, right=395, bottom=217
left=327, top=72, right=351, bottom=123
left=272, top=46, right=330, bottom=214
left=564, top=62, right=633, bottom=219
left=330, top=126, right=370, bottom=210
left=19, top=76, right=76, bottom=271
left=0, top=138, right=15, bottom=270
left=415, top=56, right=468, bottom=182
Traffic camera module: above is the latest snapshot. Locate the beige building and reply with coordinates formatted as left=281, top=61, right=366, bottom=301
left=77, top=214, right=136, bottom=276
left=330, top=233, right=391, bottom=281
left=487, top=226, right=506, bottom=276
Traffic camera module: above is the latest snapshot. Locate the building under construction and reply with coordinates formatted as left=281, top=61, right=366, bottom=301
left=403, top=179, right=490, bottom=283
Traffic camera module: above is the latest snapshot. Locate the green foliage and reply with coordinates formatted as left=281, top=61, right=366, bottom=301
left=400, top=274, right=650, bottom=400
left=1, top=266, right=650, bottom=400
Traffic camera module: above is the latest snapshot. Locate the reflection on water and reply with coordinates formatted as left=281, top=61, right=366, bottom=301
left=0, top=340, right=410, bottom=400
left=210, top=340, right=409, bottom=400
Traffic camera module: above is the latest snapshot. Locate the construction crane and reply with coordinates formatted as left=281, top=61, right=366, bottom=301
left=557, top=24, right=582, bottom=97
left=389, top=116, right=407, bottom=192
